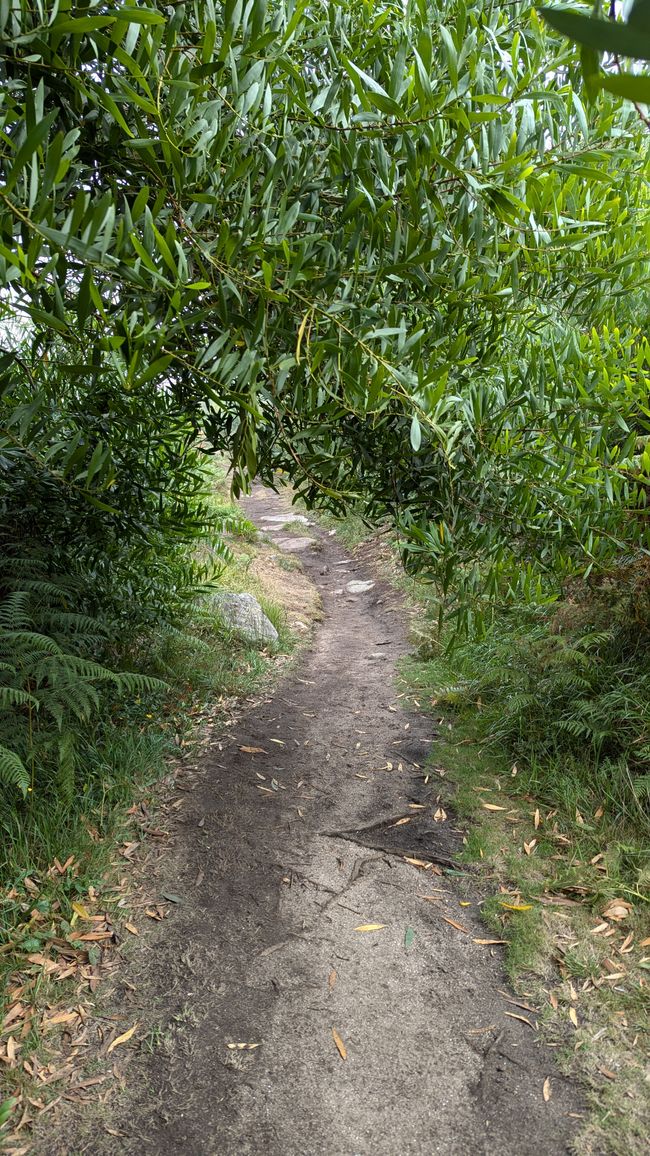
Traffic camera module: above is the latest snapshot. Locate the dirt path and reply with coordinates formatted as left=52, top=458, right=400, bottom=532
left=86, top=486, right=582, bottom=1154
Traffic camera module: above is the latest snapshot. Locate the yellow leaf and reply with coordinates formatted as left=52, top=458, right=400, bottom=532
left=354, top=923, right=386, bottom=932
left=442, top=917, right=469, bottom=933
left=72, top=902, right=91, bottom=920
left=500, top=902, right=533, bottom=912
left=107, top=1023, right=138, bottom=1054
left=482, top=803, right=507, bottom=811
left=296, top=311, right=310, bottom=365
left=504, top=1011, right=535, bottom=1030
left=543, top=1077, right=552, bottom=1102
left=569, top=1007, right=578, bottom=1028
left=332, top=1027, right=347, bottom=1060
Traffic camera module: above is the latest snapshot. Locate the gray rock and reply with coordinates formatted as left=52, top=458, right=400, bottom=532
left=346, top=579, right=375, bottom=594
left=274, top=536, right=318, bottom=552
left=259, top=514, right=311, bottom=526
left=211, top=592, right=279, bottom=645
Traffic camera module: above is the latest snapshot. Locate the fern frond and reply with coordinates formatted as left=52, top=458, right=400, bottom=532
left=0, top=743, right=29, bottom=796
left=0, top=686, right=39, bottom=710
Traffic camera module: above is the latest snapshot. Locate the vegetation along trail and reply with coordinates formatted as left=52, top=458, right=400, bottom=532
left=82, top=486, right=582, bottom=1156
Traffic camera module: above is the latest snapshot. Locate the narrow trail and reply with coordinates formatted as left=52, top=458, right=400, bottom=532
left=106, top=486, right=581, bottom=1155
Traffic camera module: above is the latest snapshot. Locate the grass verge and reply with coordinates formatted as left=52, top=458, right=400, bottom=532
left=311, top=503, right=650, bottom=1156
left=0, top=488, right=317, bottom=1148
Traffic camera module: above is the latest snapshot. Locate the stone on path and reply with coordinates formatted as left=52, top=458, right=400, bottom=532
left=211, top=592, right=278, bottom=645
left=259, top=513, right=312, bottom=526
left=346, top=579, right=375, bottom=594
left=274, top=536, right=318, bottom=552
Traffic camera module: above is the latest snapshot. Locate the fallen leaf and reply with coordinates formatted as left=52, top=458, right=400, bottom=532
left=226, top=1042, right=260, bottom=1050
left=602, top=899, right=633, bottom=922
left=124, top=923, right=139, bottom=936
left=569, top=1007, right=578, bottom=1028
left=459, top=901, right=471, bottom=907
left=482, top=803, right=507, bottom=811
left=404, top=857, right=436, bottom=870
left=328, top=970, right=337, bottom=991
left=354, top=923, right=386, bottom=932
left=161, top=892, right=182, bottom=904
left=598, top=1066, right=616, bottom=1080
left=543, top=1077, right=552, bottom=1102
left=523, top=839, right=537, bottom=856
left=404, top=927, right=416, bottom=950
left=442, top=917, right=469, bottom=933
left=433, top=807, right=447, bottom=822
left=107, top=1023, right=138, bottom=1054
left=534, top=809, right=541, bottom=829
left=639, top=937, right=650, bottom=948
left=239, top=746, right=268, bottom=755
left=332, top=1028, right=347, bottom=1060
left=390, top=817, right=411, bottom=827
left=71, top=902, right=91, bottom=920
left=145, top=907, right=166, bottom=920
left=42, top=1011, right=79, bottom=1029
left=473, top=938, right=507, bottom=945
left=499, top=902, right=533, bottom=912
left=549, top=991, right=559, bottom=1010
left=504, top=1012, right=535, bottom=1030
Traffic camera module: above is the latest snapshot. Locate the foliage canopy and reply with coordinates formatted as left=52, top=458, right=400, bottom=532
left=0, top=0, right=649, bottom=639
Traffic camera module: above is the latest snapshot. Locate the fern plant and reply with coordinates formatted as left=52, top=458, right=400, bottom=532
left=0, top=559, right=164, bottom=799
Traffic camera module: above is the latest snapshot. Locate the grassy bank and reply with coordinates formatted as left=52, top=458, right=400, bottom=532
left=0, top=481, right=314, bottom=1141
left=312, top=502, right=650, bottom=1156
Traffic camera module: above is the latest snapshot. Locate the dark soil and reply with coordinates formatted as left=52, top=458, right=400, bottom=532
left=47, top=485, right=583, bottom=1155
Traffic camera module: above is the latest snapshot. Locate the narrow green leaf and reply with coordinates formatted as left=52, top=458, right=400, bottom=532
left=538, top=8, right=650, bottom=61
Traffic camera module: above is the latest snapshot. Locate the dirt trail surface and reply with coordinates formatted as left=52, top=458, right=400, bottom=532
left=73, top=486, right=582, bottom=1155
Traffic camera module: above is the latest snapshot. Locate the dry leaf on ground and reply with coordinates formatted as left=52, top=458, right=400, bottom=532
left=106, top=1023, right=138, bottom=1055
left=602, top=899, right=633, bottom=922
left=504, top=1012, right=535, bottom=1030
left=543, top=1077, right=552, bottom=1102
left=354, top=923, right=386, bottom=932
left=332, top=1028, right=347, bottom=1060
left=441, top=917, right=468, bottom=933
